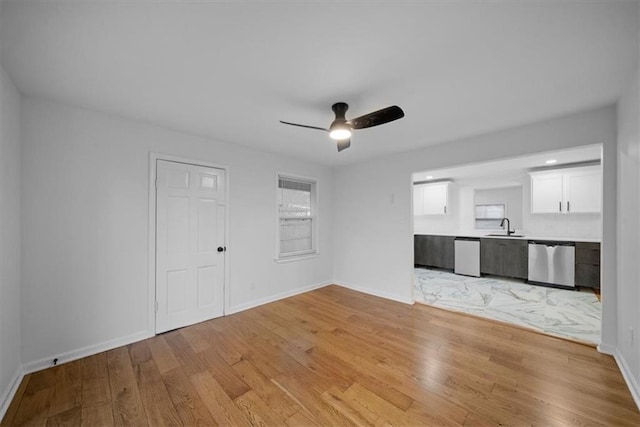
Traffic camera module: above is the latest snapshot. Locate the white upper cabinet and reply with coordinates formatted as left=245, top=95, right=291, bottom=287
left=564, top=168, right=601, bottom=213
left=530, top=165, right=601, bottom=214
left=530, top=173, right=564, bottom=213
left=414, top=182, right=450, bottom=215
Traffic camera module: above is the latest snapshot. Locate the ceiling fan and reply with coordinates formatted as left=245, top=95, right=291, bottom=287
left=280, top=102, right=405, bottom=152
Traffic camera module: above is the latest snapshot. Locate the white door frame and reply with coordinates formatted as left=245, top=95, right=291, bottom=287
left=147, top=152, right=231, bottom=334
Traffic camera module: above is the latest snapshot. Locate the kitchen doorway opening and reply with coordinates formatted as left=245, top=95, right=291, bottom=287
left=411, top=145, right=603, bottom=345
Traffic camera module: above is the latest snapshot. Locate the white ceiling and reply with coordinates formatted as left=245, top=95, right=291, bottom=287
left=1, top=1, right=637, bottom=166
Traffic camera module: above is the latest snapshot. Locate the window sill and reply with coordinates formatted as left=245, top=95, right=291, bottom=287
left=274, top=252, right=319, bottom=264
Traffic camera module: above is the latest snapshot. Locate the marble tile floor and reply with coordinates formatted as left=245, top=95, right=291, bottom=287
left=414, top=268, right=601, bottom=345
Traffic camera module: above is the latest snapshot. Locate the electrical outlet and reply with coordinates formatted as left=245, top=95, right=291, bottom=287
left=251, top=282, right=256, bottom=291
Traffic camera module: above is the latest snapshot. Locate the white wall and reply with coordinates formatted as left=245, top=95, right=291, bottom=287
left=0, top=66, right=22, bottom=413
left=333, top=106, right=618, bottom=343
left=20, top=97, right=333, bottom=368
left=615, top=58, right=640, bottom=402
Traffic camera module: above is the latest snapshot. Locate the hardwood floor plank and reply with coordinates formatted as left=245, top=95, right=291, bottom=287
left=249, top=308, right=318, bottom=351
left=0, top=374, right=31, bottom=426
left=223, top=316, right=335, bottom=392
left=352, top=374, right=414, bottom=413
left=81, top=353, right=111, bottom=407
left=48, top=359, right=83, bottom=418
left=272, top=373, right=356, bottom=426
left=488, top=352, right=638, bottom=407
left=128, top=341, right=182, bottom=426
left=491, top=381, right=623, bottom=426
left=163, top=331, right=207, bottom=377
left=314, top=328, right=384, bottom=367
left=190, top=321, right=244, bottom=365
left=276, top=341, right=354, bottom=392
left=233, top=390, right=286, bottom=426
left=179, top=325, right=212, bottom=354
left=365, top=360, right=470, bottom=424
left=406, top=399, right=468, bottom=427
left=435, top=342, right=518, bottom=388
left=80, top=402, right=114, bottom=426
left=320, top=386, right=391, bottom=427
left=11, top=386, right=54, bottom=426
left=161, top=367, right=217, bottom=426
left=198, top=347, right=251, bottom=400
left=276, top=297, right=341, bottom=332
left=3, top=285, right=638, bottom=426
left=285, top=409, right=320, bottom=427
left=146, top=336, right=179, bottom=375
left=190, top=370, right=251, bottom=426
left=231, top=359, right=301, bottom=419
left=341, top=382, right=409, bottom=426
left=106, top=346, right=148, bottom=426
left=303, top=345, right=413, bottom=411
left=45, top=405, right=82, bottom=427
left=214, top=324, right=284, bottom=379
left=24, top=365, right=62, bottom=397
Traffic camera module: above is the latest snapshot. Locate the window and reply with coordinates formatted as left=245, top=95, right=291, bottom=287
left=277, top=175, right=317, bottom=258
left=474, top=204, right=505, bottom=229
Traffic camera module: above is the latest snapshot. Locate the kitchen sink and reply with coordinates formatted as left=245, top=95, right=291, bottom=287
left=485, top=233, right=525, bottom=238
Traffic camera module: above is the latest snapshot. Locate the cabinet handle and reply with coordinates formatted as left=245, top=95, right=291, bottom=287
left=559, top=201, right=562, bottom=212
left=567, top=201, right=570, bottom=212
left=444, top=206, right=446, bottom=214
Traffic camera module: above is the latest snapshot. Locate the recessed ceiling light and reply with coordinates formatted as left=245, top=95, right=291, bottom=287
left=545, top=159, right=557, bottom=165
left=426, top=175, right=434, bottom=180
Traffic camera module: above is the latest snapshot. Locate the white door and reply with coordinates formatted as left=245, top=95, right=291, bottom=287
left=156, top=160, right=226, bottom=333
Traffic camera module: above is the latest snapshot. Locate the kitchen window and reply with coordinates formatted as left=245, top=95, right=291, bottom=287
left=277, top=174, right=318, bottom=260
left=475, top=204, right=505, bottom=229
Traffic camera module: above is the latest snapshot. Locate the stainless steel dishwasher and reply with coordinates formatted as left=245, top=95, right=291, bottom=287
left=454, top=237, right=480, bottom=277
left=528, top=241, right=575, bottom=288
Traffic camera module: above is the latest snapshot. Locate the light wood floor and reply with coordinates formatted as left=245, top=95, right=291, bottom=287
left=3, top=285, right=638, bottom=426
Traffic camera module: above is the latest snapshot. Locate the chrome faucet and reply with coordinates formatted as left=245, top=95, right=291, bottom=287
left=500, top=217, right=515, bottom=236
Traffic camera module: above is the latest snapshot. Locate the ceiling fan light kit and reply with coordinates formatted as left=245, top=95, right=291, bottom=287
left=328, top=102, right=351, bottom=140
left=328, top=125, right=351, bottom=141
left=280, top=102, right=404, bottom=152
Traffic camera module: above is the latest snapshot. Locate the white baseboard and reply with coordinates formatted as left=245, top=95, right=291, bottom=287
left=0, top=366, right=24, bottom=421
left=612, top=349, right=640, bottom=410
left=334, top=281, right=414, bottom=305
left=597, top=343, right=640, bottom=410
left=596, top=342, right=616, bottom=355
left=228, top=280, right=332, bottom=314
left=21, top=330, right=153, bottom=376
left=21, top=282, right=334, bottom=376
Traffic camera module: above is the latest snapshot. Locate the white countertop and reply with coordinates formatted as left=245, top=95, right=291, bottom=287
left=414, top=232, right=601, bottom=243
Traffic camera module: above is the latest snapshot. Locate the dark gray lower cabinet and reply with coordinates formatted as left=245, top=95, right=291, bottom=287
left=480, top=238, right=527, bottom=279
left=575, top=242, right=600, bottom=289
left=414, top=235, right=429, bottom=266
left=417, top=235, right=596, bottom=286
left=414, top=235, right=455, bottom=270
